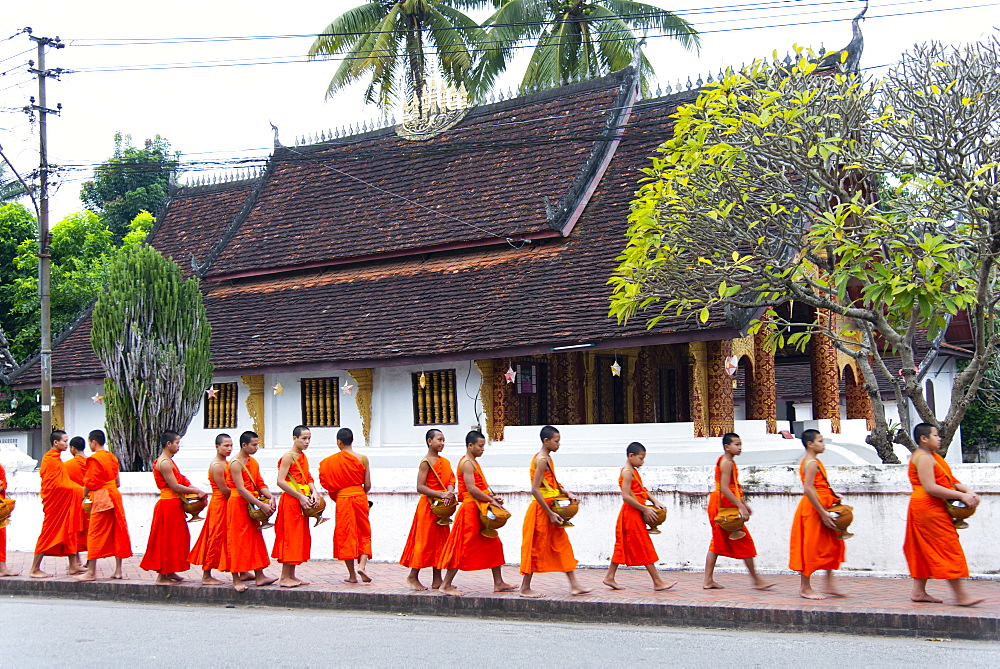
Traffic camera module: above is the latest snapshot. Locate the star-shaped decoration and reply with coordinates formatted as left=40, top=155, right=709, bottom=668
left=91, top=393, right=104, bottom=405
left=418, top=372, right=427, bottom=389
left=341, top=381, right=354, bottom=395
left=272, top=382, right=284, bottom=396
left=611, top=360, right=622, bottom=377
left=505, top=365, right=516, bottom=384
left=206, top=386, right=219, bottom=399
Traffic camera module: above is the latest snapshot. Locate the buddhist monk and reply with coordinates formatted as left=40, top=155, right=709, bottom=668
left=520, top=425, right=590, bottom=598
left=225, top=431, right=277, bottom=592
left=66, top=436, right=89, bottom=564
left=703, top=433, right=775, bottom=590
left=603, top=442, right=675, bottom=591
left=29, top=430, right=84, bottom=578
left=904, top=422, right=982, bottom=607
left=438, top=430, right=516, bottom=597
left=789, top=429, right=846, bottom=599
left=188, top=433, right=233, bottom=585
left=400, top=428, right=456, bottom=591
left=273, top=425, right=320, bottom=588
left=319, top=427, right=372, bottom=584
left=139, top=430, right=207, bottom=585
left=76, top=429, right=132, bottom=582
left=0, top=461, right=19, bottom=577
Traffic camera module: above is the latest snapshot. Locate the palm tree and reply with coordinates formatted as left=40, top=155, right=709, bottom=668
left=473, top=0, right=699, bottom=96
left=308, top=0, right=488, bottom=110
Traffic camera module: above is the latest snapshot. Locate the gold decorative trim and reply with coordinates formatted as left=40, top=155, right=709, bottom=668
left=396, top=79, right=470, bottom=141
left=348, top=369, right=374, bottom=447
left=689, top=342, right=709, bottom=437
left=474, top=360, right=495, bottom=441
left=582, top=352, right=596, bottom=424
left=730, top=332, right=755, bottom=363
left=52, top=387, right=65, bottom=431
left=240, top=375, right=265, bottom=446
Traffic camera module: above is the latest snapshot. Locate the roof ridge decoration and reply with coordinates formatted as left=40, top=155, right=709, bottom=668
left=396, top=75, right=471, bottom=141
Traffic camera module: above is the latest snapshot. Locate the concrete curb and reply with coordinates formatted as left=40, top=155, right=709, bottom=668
left=2, top=578, right=996, bottom=641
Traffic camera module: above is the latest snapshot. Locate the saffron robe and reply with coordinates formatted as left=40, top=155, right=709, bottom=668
left=189, top=460, right=229, bottom=570
left=439, top=456, right=505, bottom=571
left=223, top=456, right=271, bottom=573
left=611, top=467, right=658, bottom=566
left=319, top=451, right=371, bottom=561
left=139, top=457, right=191, bottom=574
left=272, top=452, right=314, bottom=565
left=520, top=454, right=577, bottom=574
left=788, top=458, right=845, bottom=576
left=903, top=451, right=969, bottom=580
left=83, top=450, right=132, bottom=560
left=0, top=463, right=8, bottom=562
left=400, top=456, right=454, bottom=570
left=34, top=448, right=84, bottom=557
left=65, top=454, right=90, bottom=550
left=708, top=456, right=757, bottom=559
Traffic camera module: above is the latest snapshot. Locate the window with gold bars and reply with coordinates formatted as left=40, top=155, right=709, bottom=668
left=204, top=382, right=238, bottom=429
left=412, top=370, right=459, bottom=425
left=301, top=377, right=340, bottom=427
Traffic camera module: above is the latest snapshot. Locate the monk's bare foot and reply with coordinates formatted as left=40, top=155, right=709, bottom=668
left=68, top=567, right=86, bottom=576
left=956, top=597, right=985, bottom=607
left=494, top=582, right=517, bottom=593
left=155, top=575, right=179, bottom=586
left=653, top=580, right=677, bottom=591
left=570, top=586, right=592, bottom=596
left=358, top=570, right=372, bottom=584
left=167, top=573, right=185, bottom=583
left=29, top=569, right=52, bottom=579
left=822, top=589, right=846, bottom=598
left=440, top=584, right=464, bottom=597
left=201, top=576, right=225, bottom=586
left=256, top=576, right=278, bottom=587
left=0, top=568, right=22, bottom=577
left=431, top=578, right=443, bottom=589
left=296, top=578, right=311, bottom=586
left=752, top=579, right=777, bottom=591
left=799, top=588, right=828, bottom=600
left=519, top=588, right=545, bottom=598
left=111, top=571, right=124, bottom=580
left=278, top=578, right=302, bottom=588
left=603, top=578, right=624, bottom=590
left=234, top=582, right=249, bottom=593
left=74, top=571, right=97, bottom=582
left=406, top=576, right=428, bottom=591
left=911, top=593, right=943, bottom=603
left=343, top=577, right=359, bottom=584
left=239, top=572, right=253, bottom=582
left=703, top=580, right=725, bottom=589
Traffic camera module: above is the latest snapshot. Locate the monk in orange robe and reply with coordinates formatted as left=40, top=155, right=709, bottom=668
left=0, top=461, right=19, bottom=577
left=188, top=433, right=233, bottom=585
left=319, top=427, right=372, bottom=584
left=789, top=429, right=846, bottom=599
left=704, top=433, right=774, bottom=591
left=520, top=425, right=590, bottom=598
left=438, top=430, right=516, bottom=597
left=66, top=437, right=89, bottom=562
left=225, top=431, right=277, bottom=592
left=904, top=423, right=982, bottom=606
left=139, top=430, right=207, bottom=585
left=273, top=425, right=321, bottom=587
left=29, top=430, right=84, bottom=578
left=603, top=441, right=675, bottom=591
left=400, top=428, right=456, bottom=590
left=76, top=429, right=132, bottom=581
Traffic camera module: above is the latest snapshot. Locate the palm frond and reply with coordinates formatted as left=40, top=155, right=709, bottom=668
left=308, top=3, right=388, bottom=57
left=598, top=0, right=700, bottom=52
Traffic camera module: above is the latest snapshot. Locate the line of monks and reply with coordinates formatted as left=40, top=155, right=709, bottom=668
left=0, top=421, right=983, bottom=605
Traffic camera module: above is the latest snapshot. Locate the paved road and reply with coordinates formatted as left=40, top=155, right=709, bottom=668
left=2, top=597, right=997, bottom=667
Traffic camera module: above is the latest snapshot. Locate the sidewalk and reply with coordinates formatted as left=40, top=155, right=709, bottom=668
left=1, top=551, right=998, bottom=640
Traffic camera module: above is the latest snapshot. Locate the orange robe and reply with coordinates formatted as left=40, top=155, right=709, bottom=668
left=319, top=451, right=371, bottom=561
left=272, top=453, right=313, bottom=565
left=65, top=454, right=90, bottom=551
left=400, top=456, right=454, bottom=569
left=903, top=451, right=968, bottom=580
left=83, top=450, right=132, bottom=560
left=0, top=463, right=8, bottom=562
left=521, top=454, right=577, bottom=574
left=34, top=448, right=83, bottom=556
left=189, top=461, right=228, bottom=570
left=611, top=467, right=658, bottom=566
left=223, top=456, right=270, bottom=573
left=788, top=458, right=845, bottom=576
left=439, top=456, right=505, bottom=571
left=708, top=455, right=757, bottom=559
left=139, top=457, right=191, bottom=574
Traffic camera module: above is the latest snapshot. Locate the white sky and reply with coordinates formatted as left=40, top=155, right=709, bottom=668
left=1, top=0, right=997, bottom=221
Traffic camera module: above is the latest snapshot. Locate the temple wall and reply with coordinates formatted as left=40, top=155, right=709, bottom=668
left=6, top=464, right=999, bottom=577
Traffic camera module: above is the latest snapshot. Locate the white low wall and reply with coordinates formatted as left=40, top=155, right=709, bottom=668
left=5, top=464, right=999, bottom=577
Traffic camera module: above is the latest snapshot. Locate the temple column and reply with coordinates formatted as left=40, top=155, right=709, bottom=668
left=474, top=360, right=496, bottom=439
left=810, top=309, right=842, bottom=433
left=241, top=375, right=265, bottom=446
left=51, top=387, right=65, bottom=431
left=347, top=369, right=373, bottom=447
left=688, top=342, right=709, bottom=437
left=749, top=331, right=778, bottom=433
left=707, top=339, right=735, bottom=437
left=490, top=359, right=516, bottom=441
left=844, top=364, right=875, bottom=430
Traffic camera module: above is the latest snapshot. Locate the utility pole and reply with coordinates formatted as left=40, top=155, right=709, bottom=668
left=25, top=32, right=63, bottom=439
